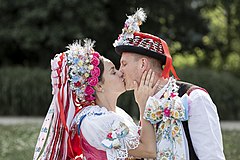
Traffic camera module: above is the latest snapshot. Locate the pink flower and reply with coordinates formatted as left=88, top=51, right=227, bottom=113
left=90, top=67, right=100, bottom=77
left=85, top=95, right=95, bottom=101
left=92, top=52, right=100, bottom=58
left=164, top=108, right=171, bottom=117
left=91, top=56, right=100, bottom=66
left=88, top=76, right=98, bottom=86
left=85, top=86, right=95, bottom=95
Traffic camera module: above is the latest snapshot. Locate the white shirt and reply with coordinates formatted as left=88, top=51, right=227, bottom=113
left=154, top=83, right=225, bottom=160
left=187, top=89, right=225, bottom=160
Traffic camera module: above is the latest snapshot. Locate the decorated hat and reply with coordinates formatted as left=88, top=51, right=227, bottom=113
left=113, top=8, right=179, bottom=79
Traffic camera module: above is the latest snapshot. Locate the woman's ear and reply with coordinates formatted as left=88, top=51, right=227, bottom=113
left=94, top=83, right=104, bottom=93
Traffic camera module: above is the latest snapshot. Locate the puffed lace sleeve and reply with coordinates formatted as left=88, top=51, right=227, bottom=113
left=79, top=106, right=140, bottom=160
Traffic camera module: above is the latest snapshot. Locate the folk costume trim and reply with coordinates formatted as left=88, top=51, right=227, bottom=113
left=144, top=77, right=189, bottom=160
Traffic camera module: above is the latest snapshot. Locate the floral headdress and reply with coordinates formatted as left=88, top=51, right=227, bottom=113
left=66, top=39, right=101, bottom=103
left=34, top=39, right=101, bottom=160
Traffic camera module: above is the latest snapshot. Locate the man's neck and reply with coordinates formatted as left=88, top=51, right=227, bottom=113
left=154, top=76, right=169, bottom=95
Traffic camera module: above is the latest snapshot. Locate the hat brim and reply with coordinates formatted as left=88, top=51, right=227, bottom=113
left=115, top=45, right=166, bottom=65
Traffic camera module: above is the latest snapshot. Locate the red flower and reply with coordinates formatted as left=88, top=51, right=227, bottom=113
left=90, top=67, right=100, bottom=77
left=88, top=76, right=98, bottom=86
left=107, top=133, right=112, bottom=139
left=170, top=92, right=176, bottom=98
left=74, top=81, right=81, bottom=87
left=85, top=86, right=95, bottom=95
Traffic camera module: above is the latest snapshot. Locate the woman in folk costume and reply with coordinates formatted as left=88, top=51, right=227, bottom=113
left=33, top=39, right=158, bottom=160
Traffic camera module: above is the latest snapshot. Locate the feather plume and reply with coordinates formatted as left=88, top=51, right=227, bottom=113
left=134, top=8, right=147, bottom=23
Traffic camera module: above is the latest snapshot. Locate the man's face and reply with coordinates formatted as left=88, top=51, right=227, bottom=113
left=119, top=52, right=142, bottom=90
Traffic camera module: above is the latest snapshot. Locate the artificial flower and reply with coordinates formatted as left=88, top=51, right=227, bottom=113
left=90, top=67, right=100, bottom=77
left=91, top=56, right=100, bottom=66
left=88, top=65, right=94, bottom=70
left=84, top=73, right=89, bottom=78
left=87, top=76, right=98, bottom=86
left=92, top=51, right=100, bottom=58
left=84, top=86, right=94, bottom=95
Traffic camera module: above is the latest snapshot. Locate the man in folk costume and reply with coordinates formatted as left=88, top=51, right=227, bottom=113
left=113, top=8, right=225, bottom=160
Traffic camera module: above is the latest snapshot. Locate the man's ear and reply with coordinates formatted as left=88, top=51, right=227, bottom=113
left=139, top=58, right=148, bottom=72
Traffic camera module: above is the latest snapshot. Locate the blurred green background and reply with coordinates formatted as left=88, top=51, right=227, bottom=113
left=0, top=0, right=240, bottom=159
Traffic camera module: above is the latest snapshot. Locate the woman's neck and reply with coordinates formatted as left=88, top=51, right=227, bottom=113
left=95, top=92, right=118, bottom=112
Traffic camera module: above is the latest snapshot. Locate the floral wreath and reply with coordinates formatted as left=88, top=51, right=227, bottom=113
left=66, top=39, right=101, bottom=104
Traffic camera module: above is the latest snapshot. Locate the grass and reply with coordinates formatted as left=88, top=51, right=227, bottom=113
left=0, top=124, right=239, bottom=160
left=0, top=124, right=40, bottom=160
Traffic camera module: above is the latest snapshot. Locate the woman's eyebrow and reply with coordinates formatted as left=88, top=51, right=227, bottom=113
left=109, top=66, right=114, bottom=71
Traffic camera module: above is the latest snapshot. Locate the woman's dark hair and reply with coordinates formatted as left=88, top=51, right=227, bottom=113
left=98, top=56, right=104, bottom=83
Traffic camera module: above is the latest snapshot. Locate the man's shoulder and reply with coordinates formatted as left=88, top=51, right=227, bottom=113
left=176, top=81, right=207, bottom=96
left=177, top=81, right=195, bottom=96
left=176, top=81, right=195, bottom=87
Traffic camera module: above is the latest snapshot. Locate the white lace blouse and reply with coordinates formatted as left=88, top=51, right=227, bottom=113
left=71, top=105, right=140, bottom=159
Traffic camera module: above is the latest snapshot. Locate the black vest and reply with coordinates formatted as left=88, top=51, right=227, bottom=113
left=177, top=81, right=199, bottom=160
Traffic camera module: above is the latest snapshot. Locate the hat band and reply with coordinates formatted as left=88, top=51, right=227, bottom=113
left=124, top=35, right=164, bottom=56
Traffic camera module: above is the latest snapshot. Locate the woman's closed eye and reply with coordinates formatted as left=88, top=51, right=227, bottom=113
left=112, top=69, right=116, bottom=75
left=109, top=66, right=116, bottom=75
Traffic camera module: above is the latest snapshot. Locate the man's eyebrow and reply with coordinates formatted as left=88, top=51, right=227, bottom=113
left=120, top=60, right=126, bottom=63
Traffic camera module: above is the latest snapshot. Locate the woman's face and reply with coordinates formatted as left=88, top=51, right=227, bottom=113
left=100, top=58, right=125, bottom=94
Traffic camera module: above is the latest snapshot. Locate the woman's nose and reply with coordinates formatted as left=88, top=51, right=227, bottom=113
left=117, top=70, right=123, bottom=77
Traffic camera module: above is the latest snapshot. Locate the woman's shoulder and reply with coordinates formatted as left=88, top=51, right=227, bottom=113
left=72, top=105, right=116, bottom=126
left=116, top=107, right=134, bottom=122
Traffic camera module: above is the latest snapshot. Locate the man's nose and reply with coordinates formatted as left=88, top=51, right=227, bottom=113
left=119, top=65, right=123, bottom=72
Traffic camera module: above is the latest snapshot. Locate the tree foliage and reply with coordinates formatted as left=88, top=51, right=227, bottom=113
left=1, top=0, right=239, bottom=73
